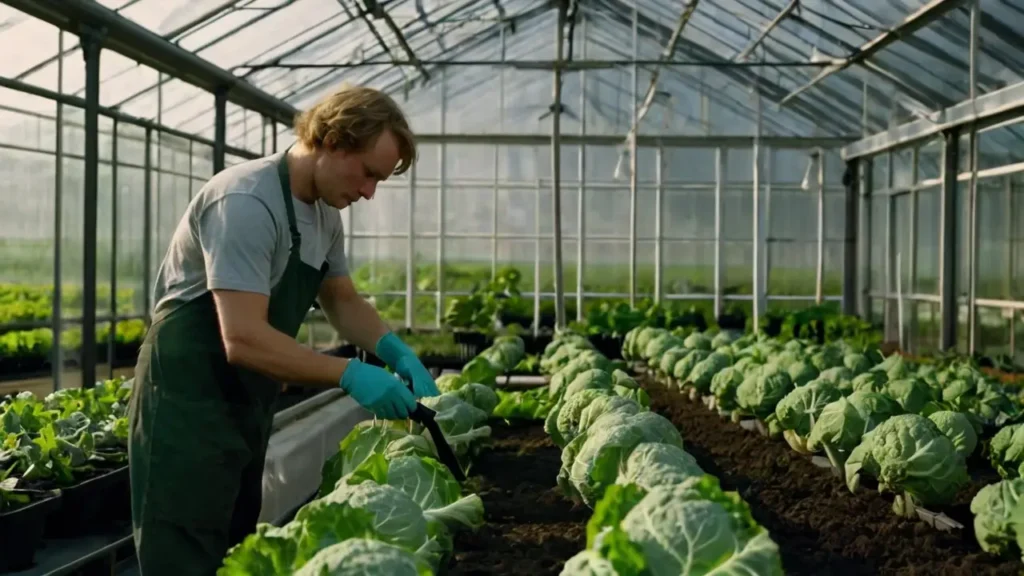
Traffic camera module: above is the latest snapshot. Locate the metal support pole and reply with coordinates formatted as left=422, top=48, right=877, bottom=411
left=534, top=177, right=542, bottom=336
left=908, top=148, right=919, bottom=351
left=1008, top=175, right=1015, bottom=357
left=272, top=120, right=278, bottom=153
left=627, top=1, right=638, bottom=307
left=885, top=153, right=896, bottom=342
left=713, top=147, right=724, bottom=319
left=939, top=128, right=960, bottom=350
left=108, top=117, right=118, bottom=379
left=969, top=0, right=979, bottom=101
left=52, top=29, right=65, bottom=391
left=967, top=127, right=979, bottom=353
left=492, top=27, right=505, bottom=279
left=406, top=164, right=416, bottom=329
left=491, top=150, right=498, bottom=279
left=143, top=127, right=153, bottom=320
left=654, top=146, right=664, bottom=303
left=491, top=162, right=499, bottom=278
left=861, top=77, right=870, bottom=137
left=764, top=148, right=772, bottom=298
left=815, top=149, right=825, bottom=304
left=81, top=24, right=102, bottom=390
left=576, top=19, right=587, bottom=322
left=214, top=87, right=227, bottom=174
left=437, top=68, right=447, bottom=326
left=857, top=160, right=872, bottom=317
left=261, top=115, right=267, bottom=156
left=552, top=0, right=567, bottom=328
left=752, top=90, right=765, bottom=331
left=154, top=76, right=163, bottom=275
left=188, top=139, right=194, bottom=200
left=842, top=158, right=860, bottom=315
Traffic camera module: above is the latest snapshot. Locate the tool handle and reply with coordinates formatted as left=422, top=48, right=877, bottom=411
left=400, top=375, right=436, bottom=423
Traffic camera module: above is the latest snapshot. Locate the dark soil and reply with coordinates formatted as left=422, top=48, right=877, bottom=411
left=644, top=378, right=1024, bottom=576
left=447, top=420, right=588, bottom=576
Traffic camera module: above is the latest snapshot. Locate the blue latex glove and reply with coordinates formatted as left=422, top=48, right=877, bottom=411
left=339, top=358, right=417, bottom=420
left=375, top=332, right=440, bottom=398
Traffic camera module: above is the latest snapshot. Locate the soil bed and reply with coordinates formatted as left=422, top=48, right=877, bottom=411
left=447, top=419, right=588, bottom=576
left=643, top=377, right=1021, bottom=576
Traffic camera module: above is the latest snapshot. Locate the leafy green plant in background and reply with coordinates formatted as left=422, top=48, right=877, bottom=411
left=442, top=267, right=526, bottom=333
left=0, top=377, right=132, bottom=499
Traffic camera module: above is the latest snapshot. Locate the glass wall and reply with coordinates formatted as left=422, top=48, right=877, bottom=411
left=0, top=25, right=263, bottom=391
left=862, top=114, right=1024, bottom=362
left=342, top=139, right=847, bottom=332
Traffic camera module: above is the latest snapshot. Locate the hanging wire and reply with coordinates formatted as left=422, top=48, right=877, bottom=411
left=565, top=0, right=581, bottom=61
left=797, top=2, right=881, bottom=32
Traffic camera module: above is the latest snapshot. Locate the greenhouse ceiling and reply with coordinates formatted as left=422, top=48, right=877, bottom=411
left=3, top=0, right=1024, bottom=146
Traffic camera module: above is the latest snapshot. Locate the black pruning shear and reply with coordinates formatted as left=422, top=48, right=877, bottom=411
left=401, top=377, right=466, bottom=481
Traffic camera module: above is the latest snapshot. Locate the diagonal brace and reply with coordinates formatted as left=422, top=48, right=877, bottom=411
left=613, top=0, right=701, bottom=179
left=363, top=0, right=431, bottom=82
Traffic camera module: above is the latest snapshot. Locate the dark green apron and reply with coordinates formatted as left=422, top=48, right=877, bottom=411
left=127, top=151, right=328, bottom=576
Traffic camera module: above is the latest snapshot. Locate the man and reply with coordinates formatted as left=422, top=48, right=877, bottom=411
left=127, top=85, right=439, bottom=575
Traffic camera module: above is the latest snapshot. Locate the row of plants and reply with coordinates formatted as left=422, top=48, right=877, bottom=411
left=215, top=339, right=534, bottom=574
left=0, top=320, right=148, bottom=376
left=755, top=304, right=883, bottom=350
left=0, top=377, right=133, bottom=571
left=441, top=267, right=730, bottom=338
left=395, top=327, right=786, bottom=573
left=492, top=331, right=785, bottom=574
left=622, top=324, right=1024, bottom=564
left=0, top=284, right=138, bottom=327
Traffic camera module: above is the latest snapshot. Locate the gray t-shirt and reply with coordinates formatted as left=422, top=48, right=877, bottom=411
left=151, top=151, right=348, bottom=318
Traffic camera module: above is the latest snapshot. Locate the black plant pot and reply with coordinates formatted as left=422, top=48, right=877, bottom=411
left=452, top=330, right=491, bottom=359
left=520, top=333, right=554, bottom=356
left=497, top=311, right=533, bottom=330
left=0, top=492, right=61, bottom=572
left=763, top=317, right=784, bottom=337
left=716, top=313, right=746, bottom=332
left=44, top=465, right=130, bottom=538
left=588, top=334, right=624, bottom=360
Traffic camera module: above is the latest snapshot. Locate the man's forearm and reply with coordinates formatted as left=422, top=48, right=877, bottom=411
left=322, top=296, right=392, bottom=353
left=225, top=321, right=350, bottom=388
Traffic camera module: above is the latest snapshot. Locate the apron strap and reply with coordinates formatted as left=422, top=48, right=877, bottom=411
left=276, top=147, right=302, bottom=254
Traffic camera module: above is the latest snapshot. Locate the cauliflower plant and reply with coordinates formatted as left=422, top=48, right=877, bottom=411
left=736, top=369, right=793, bottom=421
left=927, top=411, right=978, bottom=458
left=774, top=380, right=843, bottom=454
left=845, top=413, right=969, bottom=517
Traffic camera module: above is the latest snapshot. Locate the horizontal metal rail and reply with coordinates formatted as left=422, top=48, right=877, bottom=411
left=0, top=75, right=259, bottom=160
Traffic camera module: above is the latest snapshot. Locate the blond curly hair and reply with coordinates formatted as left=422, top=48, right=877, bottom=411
left=293, top=85, right=416, bottom=175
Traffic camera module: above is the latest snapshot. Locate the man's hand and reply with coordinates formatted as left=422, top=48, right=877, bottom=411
left=375, top=332, right=440, bottom=398
left=317, top=276, right=439, bottom=398
left=339, top=359, right=417, bottom=419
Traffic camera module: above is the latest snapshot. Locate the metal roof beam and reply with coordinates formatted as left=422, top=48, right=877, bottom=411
left=733, top=0, right=799, bottom=61
left=614, top=0, right=699, bottom=178
left=363, top=0, right=431, bottom=82
left=0, top=74, right=259, bottom=159
left=285, top=1, right=548, bottom=105
left=842, top=80, right=1024, bottom=159
left=3, top=0, right=299, bottom=126
left=779, top=0, right=967, bottom=106
left=599, top=3, right=858, bottom=134
left=412, top=132, right=854, bottom=148
left=237, top=57, right=838, bottom=70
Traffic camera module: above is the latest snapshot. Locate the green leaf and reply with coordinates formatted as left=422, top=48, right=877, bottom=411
left=586, top=483, right=647, bottom=548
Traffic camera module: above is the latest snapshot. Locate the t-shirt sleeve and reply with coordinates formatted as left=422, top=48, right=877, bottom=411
left=325, top=213, right=349, bottom=278
left=197, top=193, right=279, bottom=295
